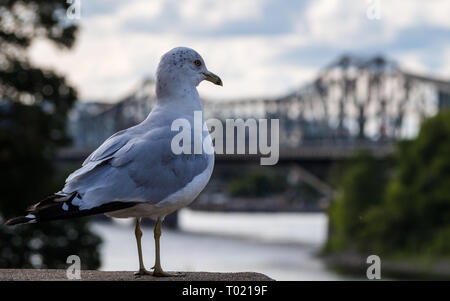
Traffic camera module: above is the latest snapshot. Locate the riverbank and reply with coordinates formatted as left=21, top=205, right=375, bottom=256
left=323, top=252, right=450, bottom=280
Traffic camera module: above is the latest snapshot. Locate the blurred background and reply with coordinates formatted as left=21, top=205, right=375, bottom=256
left=1, top=0, right=450, bottom=280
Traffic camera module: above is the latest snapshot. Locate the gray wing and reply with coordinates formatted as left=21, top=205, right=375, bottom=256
left=83, top=129, right=129, bottom=164
left=62, top=125, right=210, bottom=211
left=65, top=127, right=136, bottom=183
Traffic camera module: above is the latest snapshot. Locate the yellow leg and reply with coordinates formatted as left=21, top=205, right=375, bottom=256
left=134, top=218, right=152, bottom=276
left=152, top=217, right=185, bottom=277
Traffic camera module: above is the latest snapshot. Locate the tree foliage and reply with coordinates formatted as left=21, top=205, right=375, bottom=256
left=368, top=110, right=450, bottom=256
left=326, top=110, right=450, bottom=259
left=326, top=151, right=389, bottom=252
left=228, top=170, right=286, bottom=197
left=0, top=1, right=101, bottom=269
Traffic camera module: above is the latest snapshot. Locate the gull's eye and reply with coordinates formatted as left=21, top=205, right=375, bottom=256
left=194, top=59, right=202, bottom=67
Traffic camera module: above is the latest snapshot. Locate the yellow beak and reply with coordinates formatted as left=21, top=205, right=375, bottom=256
left=202, top=71, right=223, bottom=86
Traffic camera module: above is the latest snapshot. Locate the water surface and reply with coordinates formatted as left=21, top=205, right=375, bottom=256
left=93, top=209, right=351, bottom=280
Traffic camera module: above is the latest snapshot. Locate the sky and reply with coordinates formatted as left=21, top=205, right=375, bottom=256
left=29, top=0, right=450, bottom=103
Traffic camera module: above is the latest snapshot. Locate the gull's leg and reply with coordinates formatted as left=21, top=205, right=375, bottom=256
left=134, top=218, right=152, bottom=276
left=152, top=217, right=185, bottom=277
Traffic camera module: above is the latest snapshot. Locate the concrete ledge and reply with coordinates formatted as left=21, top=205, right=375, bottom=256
left=0, top=269, right=274, bottom=281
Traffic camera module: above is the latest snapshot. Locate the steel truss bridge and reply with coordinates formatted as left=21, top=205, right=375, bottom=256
left=64, top=55, right=450, bottom=201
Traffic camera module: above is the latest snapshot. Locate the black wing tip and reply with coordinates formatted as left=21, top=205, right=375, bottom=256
left=4, top=200, right=138, bottom=226
left=4, top=216, right=36, bottom=226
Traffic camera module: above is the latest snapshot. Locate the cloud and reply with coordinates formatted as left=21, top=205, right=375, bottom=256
left=301, top=0, right=450, bottom=47
left=381, top=0, right=450, bottom=30
left=443, top=49, right=450, bottom=78
left=28, top=0, right=450, bottom=103
left=120, top=0, right=266, bottom=36
left=81, top=0, right=128, bottom=18
left=178, top=0, right=262, bottom=28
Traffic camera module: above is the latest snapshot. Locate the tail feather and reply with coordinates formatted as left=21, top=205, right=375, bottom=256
left=4, top=215, right=37, bottom=226
left=4, top=192, right=138, bottom=226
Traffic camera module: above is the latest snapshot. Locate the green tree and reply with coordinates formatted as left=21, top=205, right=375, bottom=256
left=366, top=110, right=450, bottom=256
left=0, top=1, right=101, bottom=269
left=326, top=110, right=450, bottom=260
left=228, top=170, right=286, bottom=197
left=326, top=151, right=389, bottom=252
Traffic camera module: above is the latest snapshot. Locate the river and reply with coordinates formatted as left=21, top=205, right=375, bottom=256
left=92, top=209, right=353, bottom=280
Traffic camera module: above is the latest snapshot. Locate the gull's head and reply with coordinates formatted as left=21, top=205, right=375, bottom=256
left=156, top=47, right=222, bottom=98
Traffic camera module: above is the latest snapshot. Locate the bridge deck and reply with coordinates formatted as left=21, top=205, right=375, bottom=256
left=56, top=143, right=395, bottom=163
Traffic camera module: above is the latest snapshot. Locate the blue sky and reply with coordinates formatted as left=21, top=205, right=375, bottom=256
left=30, top=0, right=450, bottom=102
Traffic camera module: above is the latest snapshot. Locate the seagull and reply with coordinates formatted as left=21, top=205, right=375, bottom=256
left=5, top=47, right=222, bottom=277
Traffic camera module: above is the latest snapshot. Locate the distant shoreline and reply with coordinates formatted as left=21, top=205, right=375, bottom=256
left=323, top=252, right=450, bottom=280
